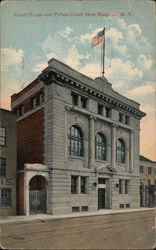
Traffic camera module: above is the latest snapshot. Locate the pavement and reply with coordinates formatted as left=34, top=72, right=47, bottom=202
left=0, top=207, right=155, bottom=249
left=0, top=207, right=155, bottom=224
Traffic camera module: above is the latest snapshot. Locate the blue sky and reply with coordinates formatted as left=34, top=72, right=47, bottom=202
left=1, top=0, right=156, bottom=160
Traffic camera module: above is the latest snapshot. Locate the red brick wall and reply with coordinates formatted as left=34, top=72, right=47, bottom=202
left=13, top=87, right=44, bottom=114
left=16, top=108, right=44, bottom=215
left=17, top=108, right=44, bottom=171
left=11, top=79, right=40, bottom=102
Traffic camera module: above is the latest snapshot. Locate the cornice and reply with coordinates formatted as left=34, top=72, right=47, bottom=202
left=38, top=67, right=146, bottom=120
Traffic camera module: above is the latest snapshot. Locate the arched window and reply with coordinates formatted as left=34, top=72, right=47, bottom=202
left=95, top=133, right=106, bottom=161
left=69, top=125, right=83, bottom=157
left=116, top=139, right=125, bottom=164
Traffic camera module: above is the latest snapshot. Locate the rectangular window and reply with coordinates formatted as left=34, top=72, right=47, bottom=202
left=30, top=97, right=36, bottom=110
left=120, top=204, right=124, bottom=208
left=119, top=113, right=123, bottom=123
left=36, top=93, right=42, bottom=106
left=71, top=92, right=78, bottom=106
left=0, top=127, right=6, bottom=146
left=81, top=96, right=88, bottom=109
left=125, top=180, right=129, bottom=194
left=81, top=177, right=87, bottom=194
left=140, top=165, right=144, bottom=173
left=72, top=207, right=80, bottom=212
left=98, top=178, right=105, bottom=184
left=105, top=107, right=111, bottom=118
left=125, top=116, right=129, bottom=125
left=1, top=188, right=11, bottom=208
left=81, top=206, right=88, bottom=212
left=71, top=176, right=78, bottom=194
left=126, top=204, right=130, bottom=208
left=0, top=158, right=6, bottom=177
left=98, top=103, right=103, bottom=115
left=119, top=179, right=123, bottom=194
left=19, top=105, right=24, bottom=116
left=148, top=167, right=152, bottom=175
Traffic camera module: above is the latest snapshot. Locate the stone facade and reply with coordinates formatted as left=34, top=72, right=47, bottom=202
left=139, top=155, right=156, bottom=207
left=0, top=109, right=17, bottom=216
left=11, top=58, right=146, bottom=215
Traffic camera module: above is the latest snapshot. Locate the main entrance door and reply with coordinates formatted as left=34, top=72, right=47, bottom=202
left=98, top=188, right=105, bottom=209
left=29, top=175, right=46, bottom=214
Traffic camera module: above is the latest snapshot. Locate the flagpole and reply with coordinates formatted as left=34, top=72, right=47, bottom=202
left=102, top=27, right=105, bottom=78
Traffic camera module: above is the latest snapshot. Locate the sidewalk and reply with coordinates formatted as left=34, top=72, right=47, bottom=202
left=0, top=207, right=155, bottom=224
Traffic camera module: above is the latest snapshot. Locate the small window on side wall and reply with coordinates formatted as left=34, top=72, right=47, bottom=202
left=19, top=105, right=24, bottom=116
left=36, top=92, right=42, bottom=106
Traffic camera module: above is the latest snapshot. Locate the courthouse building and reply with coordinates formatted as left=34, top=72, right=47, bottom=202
left=0, top=109, right=17, bottom=216
left=11, top=58, right=146, bottom=215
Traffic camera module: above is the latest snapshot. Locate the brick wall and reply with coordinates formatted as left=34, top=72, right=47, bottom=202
left=17, top=109, right=44, bottom=171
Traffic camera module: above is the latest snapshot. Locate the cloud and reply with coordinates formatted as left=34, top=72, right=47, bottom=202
left=129, top=83, right=155, bottom=98
left=79, top=63, right=101, bottom=78
left=58, top=26, right=73, bottom=38
left=116, top=17, right=127, bottom=30
left=106, top=27, right=127, bottom=55
left=63, top=45, right=89, bottom=70
left=1, top=47, right=24, bottom=71
left=137, top=54, right=152, bottom=71
left=33, top=62, right=48, bottom=73
left=127, top=24, right=142, bottom=42
left=105, top=58, right=143, bottom=89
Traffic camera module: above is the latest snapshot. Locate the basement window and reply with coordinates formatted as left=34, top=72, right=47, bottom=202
left=126, top=204, right=130, bottom=208
left=81, top=206, right=88, bottom=212
left=72, top=207, right=80, bottom=212
left=120, top=204, right=124, bottom=208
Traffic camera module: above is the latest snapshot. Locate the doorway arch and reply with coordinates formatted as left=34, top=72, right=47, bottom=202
left=29, top=175, right=46, bottom=214
left=24, top=163, right=49, bottom=215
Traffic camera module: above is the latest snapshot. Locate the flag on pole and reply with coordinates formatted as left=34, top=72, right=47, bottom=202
left=91, top=29, right=105, bottom=48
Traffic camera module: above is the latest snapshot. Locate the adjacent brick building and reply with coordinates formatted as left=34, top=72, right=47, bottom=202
left=139, top=155, right=156, bottom=207
left=0, top=109, right=17, bottom=216
left=11, top=58, right=146, bottom=215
